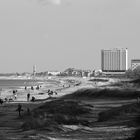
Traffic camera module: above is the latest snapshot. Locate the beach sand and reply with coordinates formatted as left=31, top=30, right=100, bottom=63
left=0, top=77, right=104, bottom=102
left=0, top=76, right=133, bottom=140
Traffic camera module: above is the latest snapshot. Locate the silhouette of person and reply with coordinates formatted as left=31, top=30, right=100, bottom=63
left=36, top=85, right=39, bottom=90
left=55, top=91, right=57, bottom=95
left=31, top=96, right=35, bottom=102
left=16, top=104, right=23, bottom=117
left=27, top=93, right=30, bottom=101
left=27, top=108, right=30, bottom=115
left=0, top=98, right=3, bottom=105
left=14, top=94, right=17, bottom=100
left=4, top=98, right=8, bottom=102
left=31, top=86, right=34, bottom=90
left=13, top=90, right=15, bottom=94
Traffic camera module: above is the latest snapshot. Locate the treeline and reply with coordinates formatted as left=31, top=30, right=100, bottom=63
left=0, top=73, right=17, bottom=76
left=125, top=66, right=140, bottom=79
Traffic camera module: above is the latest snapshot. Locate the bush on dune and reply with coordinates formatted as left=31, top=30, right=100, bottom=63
left=130, top=79, right=140, bottom=84
left=89, top=78, right=109, bottom=82
left=98, top=103, right=140, bottom=139
left=22, top=117, right=44, bottom=130
left=126, top=115, right=140, bottom=140
left=37, top=100, right=90, bottom=115
left=62, top=88, right=140, bottom=99
left=52, top=113, right=89, bottom=125
left=98, top=103, right=140, bottom=123
left=21, top=99, right=92, bottom=130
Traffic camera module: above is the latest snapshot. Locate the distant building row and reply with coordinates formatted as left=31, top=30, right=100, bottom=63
left=63, top=68, right=95, bottom=77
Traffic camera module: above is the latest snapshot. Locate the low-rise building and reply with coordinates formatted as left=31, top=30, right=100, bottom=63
left=131, top=59, right=140, bottom=70
left=48, top=71, right=61, bottom=76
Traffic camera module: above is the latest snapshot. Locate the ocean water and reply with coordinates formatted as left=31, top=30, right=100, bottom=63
left=0, top=79, right=42, bottom=89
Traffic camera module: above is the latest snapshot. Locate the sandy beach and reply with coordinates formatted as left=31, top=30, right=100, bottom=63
left=0, top=76, right=108, bottom=102
left=0, top=76, right=138, bottom=140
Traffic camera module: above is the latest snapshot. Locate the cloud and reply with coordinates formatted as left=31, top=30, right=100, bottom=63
left=38, top=0, right=61, bottom=5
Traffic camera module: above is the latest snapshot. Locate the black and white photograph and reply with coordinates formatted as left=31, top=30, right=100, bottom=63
left=0, top=0, right=140, bottom=139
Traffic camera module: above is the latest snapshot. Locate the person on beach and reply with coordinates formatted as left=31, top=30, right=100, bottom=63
left=14, top=94, right=17, bottom=100
left=0, top=98, right=4, bottom=105
left=13, top=90, right=15, bottom=94
left=48, top=89, right=50, bottom=93
left=27, top=108, right=30, bottom=115
left=27, top=93, right=30, bottom=101
left=4, top=98, right=8, bottom=102
left=31, top=86, right=34, bottom=90
left=16, top=104, right=23, bottom=117
left=36, top=85, right=39, bottom=90
left=54, top=91, right=57, bottom=95
left=13, top=90, right=17, bottom=100
left=31, top=96, right=35, bottom=102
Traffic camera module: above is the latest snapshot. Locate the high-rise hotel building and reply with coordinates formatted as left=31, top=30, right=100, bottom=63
left=101, top=48, right=128, bottom=72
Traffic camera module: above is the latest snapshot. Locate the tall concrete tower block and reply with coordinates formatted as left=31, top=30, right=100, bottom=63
left=101, top=48, right=128, bottom=72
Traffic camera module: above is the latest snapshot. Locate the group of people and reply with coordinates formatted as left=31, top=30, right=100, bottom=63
left=25, top=85, right=42, bottom=102
left=47, top=89, right=58, bottom=97
left=0, top=89, right=18, bottom=104
left=25, top=85, right=41, bottom=91
left=13, top=90, right=18, bottom=100
left=27, top=93, right=35, bottom=102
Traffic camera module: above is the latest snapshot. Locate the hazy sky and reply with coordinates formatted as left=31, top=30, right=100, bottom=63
left=0, top=0, right=140, bottom=72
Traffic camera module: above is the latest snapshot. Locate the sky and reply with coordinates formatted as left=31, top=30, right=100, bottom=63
left=0, top=0, right=140, bottom=73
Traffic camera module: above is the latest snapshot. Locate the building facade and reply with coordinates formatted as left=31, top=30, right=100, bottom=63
left=131, top=59, right=140, bottom=70
left=101, top=48, right=128, bottom=72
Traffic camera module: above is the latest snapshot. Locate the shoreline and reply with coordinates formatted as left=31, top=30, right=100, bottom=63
left=0, top=77, right=119, bottom=102
left=0, top=77, right=83, bottom=102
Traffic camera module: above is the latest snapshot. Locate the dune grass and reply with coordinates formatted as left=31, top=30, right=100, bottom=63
left=89, top=78, right=109, bottom=82
left=129, top=79, right=140, bottom=84
left=21, top=99, right=92, bottom=130
left=62, top=88, right=140, bottom=100
left=98, top=103, right=140, bottom=125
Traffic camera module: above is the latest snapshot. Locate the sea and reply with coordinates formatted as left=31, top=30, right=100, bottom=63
left=0, top=79, right=43, bottom=90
